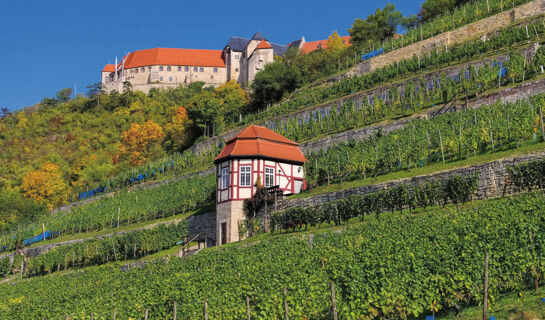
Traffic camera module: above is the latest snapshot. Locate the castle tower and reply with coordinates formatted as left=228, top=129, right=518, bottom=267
left=214, top=125, right=307, bottom=245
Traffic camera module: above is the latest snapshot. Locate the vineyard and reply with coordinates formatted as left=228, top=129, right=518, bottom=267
left=0, top=221, right=187, bottom=278
left=303, top=95, right=544, bottom=187
left=271, top=173, right=479, bottom=231
left=0, top=192, right=543, bottom=319
left=72, top=16, right=545, bottom=198
left=3, top=1, right=545, bottom=318
left=228, top=14, right=545, bottom=133
left=0, top=175, right=215, bottom=252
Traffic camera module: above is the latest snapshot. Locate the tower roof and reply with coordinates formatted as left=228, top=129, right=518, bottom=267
left=256, top=40, right=273, bottom=49
left=251, top=31, right=267, bottom=41
left=215, top=125, right=307, bottom=164
left=102, top=64, right=115, bottom=72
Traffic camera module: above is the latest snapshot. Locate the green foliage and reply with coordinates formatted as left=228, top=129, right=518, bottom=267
left=0, top=190, right=47, bottom=232
left=508, top=158, right=545, bottom=191
left=271, top=173, right=478, bottom=231
left=25, top=222, right=187, bottom=277
left=303, top=98, right=538, bottom=188
left=234, top=19, right=544, bottom=135
left=349, top=3, right=403, bottom=44
left=0, top=258, right=10, bottom=278
left=0, top=192, right=543, bottom=318
left=0, top=175, right=215, bottom=252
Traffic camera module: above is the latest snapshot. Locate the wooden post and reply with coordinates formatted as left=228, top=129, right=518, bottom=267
left=330, top=281, right=338, bottom=320
left=439, top=129, right=446, bottom=164
left=283, top=286, right=289, bottom=320
left=173, top=301, right=177, bottom=320
left=144, top=308, right=149, bottom=320
left=113, top=311, right=116, bottom=320
left=20, top=260, right=23, bottom=279
left=539, top=106, right=545, bottom=141
left=246, top=296, right=251, bottom=320
left=483, top=252, right=489, bottom=320
left=90, top=313, right=94, bottom=320
left=42, top=223, right=46, bottom=242
left=204, top=298, right=208, bottom=320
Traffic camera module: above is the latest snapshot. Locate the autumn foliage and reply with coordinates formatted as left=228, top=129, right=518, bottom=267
left=164, top=106, right=192, bottom=151
left=22, top=163, right=67, bottom=209
left=115, top=120, right=166, bottom=166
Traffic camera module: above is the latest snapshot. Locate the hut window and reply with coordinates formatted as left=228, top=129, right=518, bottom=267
left=221, top=167, right=229, bottom=189
left=240, top=166, right=251, bottom=186
left=265, top=167, right=275, bottom=187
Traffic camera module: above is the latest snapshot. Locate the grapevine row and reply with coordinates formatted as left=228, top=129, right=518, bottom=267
left=0, top=192, right=543, bottom=319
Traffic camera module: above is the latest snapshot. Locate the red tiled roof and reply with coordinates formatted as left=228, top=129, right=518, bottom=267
left=256, top=40, right=273, bottom=49
left=119, top=48, right=226, bottom=69
left=215, top=125, right=307, bottom=163
left=102, top=64, right=115, bottom=72
left=301, top=36, right=351, bottom=54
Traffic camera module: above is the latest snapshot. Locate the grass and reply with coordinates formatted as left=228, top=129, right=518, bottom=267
left=294, top=139, right=545, bottom=199
left=437, top=286, right=545, bottom=319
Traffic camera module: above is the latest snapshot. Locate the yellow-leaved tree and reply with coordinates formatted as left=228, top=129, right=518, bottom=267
left=22, top=163, right=67, bottom=209
left=164, top=106, right=192, bottom=152
left=115, top=120, right=166, bottom=166
left=326, top=31, right=348, bottom=56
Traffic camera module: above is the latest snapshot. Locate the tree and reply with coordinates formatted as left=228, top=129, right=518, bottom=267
left=213, top=80, right=249, bottom=124
left=0, top=190, right=48, bottom=231
left=0, top=107, right=9, bottom=118
left=250, top=62, right=304, bottom=109
left=164, top=106, right=193, bottom=152
left=349, top=4, right=403, bottom=45
left=22, top=163, right=68, bottom=209
left=326, top=31, right=348, bottom=56
left=56, top=88, right=72, bottom=104
left=115, top=120, right=166, bottom=166
left=419, top=0, right=471, bottom=22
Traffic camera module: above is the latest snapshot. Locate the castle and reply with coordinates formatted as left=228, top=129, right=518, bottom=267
left=101, top=32, right=350, bottom=92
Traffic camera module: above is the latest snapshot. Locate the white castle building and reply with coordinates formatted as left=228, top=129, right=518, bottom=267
left=101, top=32, right=350, bottom=92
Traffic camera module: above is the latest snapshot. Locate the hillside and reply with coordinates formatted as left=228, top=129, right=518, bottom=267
left=3, top=0, right=545, bottom=318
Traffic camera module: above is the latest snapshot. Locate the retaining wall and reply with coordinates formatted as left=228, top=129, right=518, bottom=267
left=275, top=151, right=545, bottom=211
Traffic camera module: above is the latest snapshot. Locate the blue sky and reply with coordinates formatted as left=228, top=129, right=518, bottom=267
left=0, top=0, right=421, bottom=111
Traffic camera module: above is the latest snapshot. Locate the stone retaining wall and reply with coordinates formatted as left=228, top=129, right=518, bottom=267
left=356, top=0, right=545, bottom=75
left=275, top=151, right=545, bottom=211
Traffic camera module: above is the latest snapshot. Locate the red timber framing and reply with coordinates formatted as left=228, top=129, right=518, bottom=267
left=216, top=158, right=304, bottom=204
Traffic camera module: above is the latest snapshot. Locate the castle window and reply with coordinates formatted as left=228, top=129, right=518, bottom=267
left=178, top=66, right=182, bottom=71
left=185, top=66, right=189, bottom=71
left=141, top=67, right=145, bottom=72
left=235, top=68, right=239, bottom=72
left=159, top=66, right=164, bottom=71
left=210, top=75, right=214, bottom=79
left=221, top=167, right=229, bottom=189
left=135, top=69, right=138, bottom=73
left=159, top=77, right=163, bottom=81
left=214, top=67, right=218, bottom=73
left=265, top=167, right=275, bottom=187
left=200, top=67, right=204, bottom=72
left=194, top=67, right=198, bottom=72
left=167, top=66, right=171, bottom=71
left=169, top=77, right=173, bottom=82
left=240, top=166, right=251, bottom=186
left=148, top=66, right=152, bottom=71
left=235, top=54, right=239, bottom=59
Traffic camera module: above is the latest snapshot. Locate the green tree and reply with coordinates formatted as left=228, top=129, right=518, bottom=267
left=348, top=3, right=403, bottom=45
